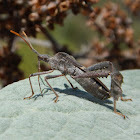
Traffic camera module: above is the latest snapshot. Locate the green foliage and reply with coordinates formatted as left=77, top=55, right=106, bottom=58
left=16, top=42, right=38, bottom=77
left=51, top=14, right=94, bottom=51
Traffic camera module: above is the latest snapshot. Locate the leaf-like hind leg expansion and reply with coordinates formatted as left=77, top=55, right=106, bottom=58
left=87, top=61, right=131, bottom=118
left=24, top=70, right=54, bottom=100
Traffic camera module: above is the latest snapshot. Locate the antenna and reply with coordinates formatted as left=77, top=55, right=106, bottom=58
left=10, top=30, right=39, bottom=55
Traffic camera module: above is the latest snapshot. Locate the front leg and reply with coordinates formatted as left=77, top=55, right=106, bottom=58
left=44, top=74, right=78, bottom=102
left=45, top=74, right=77, bottom=89
left=24, top=70, right=54, bottom=100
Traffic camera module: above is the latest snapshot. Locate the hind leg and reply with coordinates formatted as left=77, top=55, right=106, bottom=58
left=114, top=99, right=126, bottom=119
left=121, top=96, right=132, bottom=101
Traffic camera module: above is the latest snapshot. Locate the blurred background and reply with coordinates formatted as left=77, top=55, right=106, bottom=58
left=0, top=0, right=140, bottom=89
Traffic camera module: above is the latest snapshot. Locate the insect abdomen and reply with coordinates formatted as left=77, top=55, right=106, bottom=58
left=75, top=78, right=110, bottom=100
left=71, top=68, right=110, bottom=100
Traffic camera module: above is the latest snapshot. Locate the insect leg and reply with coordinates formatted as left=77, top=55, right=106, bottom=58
left=121, top=96, right=132, bottom=101
left=24, top=70, right=54, bottom=100
left=87, top=61, right=113, bottom=72
left=114, top=99, right=125, bottom=119
left=72, top=61, right=115, bottom=79
left=44, top=74, right=79, bottom=101
left=64, top=76, right=78, bottom=89
left=37, top=59, right=42, bottom=95
left=44, top=74, right=66, bottom=103
left=45, top=73, right=77, bottom=89
left=72, top=70, right=110, bottom=79
left=89, top=62, right=132, bottom=117
left=110, top=72, right=132, bottom=118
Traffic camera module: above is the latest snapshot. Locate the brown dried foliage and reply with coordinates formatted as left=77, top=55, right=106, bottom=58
left=87, top=3, right=133, bottom=47
left=0, top=0, right=98, bottom=87
left=83, top=2, right=140, bottom=70
left=28, top=0, right=98, bottom=29
left=124, top=0, right=140, bottom=16
left=0, top=47, right=24, bottom=87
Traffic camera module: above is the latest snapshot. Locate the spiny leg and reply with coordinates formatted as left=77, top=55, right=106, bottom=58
left=87, top=61, right=131, bottom=118
left=72, top=70, right=110, bottom=79
left=94, top=62, right=130, bottom=118
left=114, top=99, right=125, bottom=119
left=24, top=70, right=54, bottom=100
left=71, top=70, right=110, bottom=93
left=88, top=62, right=132, bottom=100
left=87, top=61, right=113, bottom=72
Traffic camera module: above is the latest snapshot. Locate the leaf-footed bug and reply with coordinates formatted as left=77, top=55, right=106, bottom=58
left=10, top=30, right=132, bottom=119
